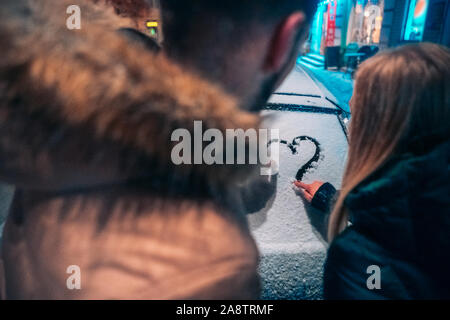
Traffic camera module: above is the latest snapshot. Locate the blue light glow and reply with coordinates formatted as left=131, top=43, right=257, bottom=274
left=404, top=0, right=429, bottom=41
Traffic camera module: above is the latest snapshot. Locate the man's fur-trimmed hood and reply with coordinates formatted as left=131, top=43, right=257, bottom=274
left=0, top=0, right=260, bottom=198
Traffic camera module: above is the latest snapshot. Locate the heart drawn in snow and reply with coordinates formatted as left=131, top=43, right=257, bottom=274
left=269, top=136, right=322, bottom=180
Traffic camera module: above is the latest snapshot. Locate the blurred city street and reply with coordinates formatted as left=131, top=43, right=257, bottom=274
left=301, top=63, right=354, bottom=114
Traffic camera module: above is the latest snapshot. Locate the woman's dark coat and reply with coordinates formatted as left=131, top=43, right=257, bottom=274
left=315, top=140, right=450, bottom=299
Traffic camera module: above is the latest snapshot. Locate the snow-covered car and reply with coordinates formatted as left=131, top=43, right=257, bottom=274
left=248, top=64, right=349, bottom=299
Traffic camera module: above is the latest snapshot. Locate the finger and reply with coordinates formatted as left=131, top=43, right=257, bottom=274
left=302, top=189, right=313, bottom=202
left=294, top=181, right=311, bottom=192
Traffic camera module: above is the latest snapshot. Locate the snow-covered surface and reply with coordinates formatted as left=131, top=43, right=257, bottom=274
left=248, top=66, right=349, bottom=300
left=268, top=93, right=337, bottom=110
left=300, top=64, right=354, bottom=114
left=273, top=65, right=340, bottom=108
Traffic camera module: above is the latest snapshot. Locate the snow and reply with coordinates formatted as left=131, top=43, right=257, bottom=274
left=301, top=65, right=354, bottom=114
left=248, top=66, right=349, bottom=300
left=276, top=65, right=325, bottom=97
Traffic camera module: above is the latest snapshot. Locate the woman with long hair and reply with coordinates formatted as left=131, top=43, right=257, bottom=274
left=295, top=43, right=450, bottom=299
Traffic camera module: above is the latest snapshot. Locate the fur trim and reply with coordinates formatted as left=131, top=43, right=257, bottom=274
left=0, top=0, right=260, bottom=197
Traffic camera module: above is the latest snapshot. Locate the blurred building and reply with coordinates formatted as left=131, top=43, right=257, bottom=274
left=385, top=0, right=449, bottom=47
left=301, top=0, right=449, bottom=68
left=143, top=0, right=162, bottom=43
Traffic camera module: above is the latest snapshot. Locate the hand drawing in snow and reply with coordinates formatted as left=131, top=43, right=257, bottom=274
left=248, top=111, right=347, bottom=245
left=247, top=66, right=350, bottom=300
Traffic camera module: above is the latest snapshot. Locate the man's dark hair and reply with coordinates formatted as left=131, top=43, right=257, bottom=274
left=161, top=0, right=317, bottom=58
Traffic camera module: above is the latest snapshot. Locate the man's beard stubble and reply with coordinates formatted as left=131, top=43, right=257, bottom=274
left=246, top=29, right=307, bottom=113
left=245, top=74, right=280, bottom=113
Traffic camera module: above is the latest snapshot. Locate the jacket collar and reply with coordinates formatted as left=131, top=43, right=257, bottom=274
left=0, top=0, right=260, bottom=198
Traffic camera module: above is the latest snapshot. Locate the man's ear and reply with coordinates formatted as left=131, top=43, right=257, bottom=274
left=264, top=12, right=306, bottom=73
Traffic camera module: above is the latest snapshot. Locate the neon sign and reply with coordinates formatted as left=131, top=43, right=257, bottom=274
left=146, top=20, right=159, bottom=38
left=404, top=0, right=430, bottom=41
left=326, top=0, right=337, bottom=47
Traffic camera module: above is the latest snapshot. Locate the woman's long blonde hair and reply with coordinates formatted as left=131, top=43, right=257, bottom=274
left=328, top=43, right=450, bottom=241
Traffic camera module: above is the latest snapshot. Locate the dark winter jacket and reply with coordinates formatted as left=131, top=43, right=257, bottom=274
left=0, top=0, right=261, bottom=299
left=312, top=139, right=450, bottom=299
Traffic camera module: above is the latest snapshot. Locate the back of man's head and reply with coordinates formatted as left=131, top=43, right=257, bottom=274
left=161, top=0, right=316, bottom=59
left=161, top=0, right=318, bottom=111
left=95, top=0, right=318, bottom=111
